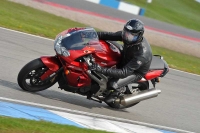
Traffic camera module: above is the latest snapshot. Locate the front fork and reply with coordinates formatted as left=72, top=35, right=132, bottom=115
left=40, top=56, right=62, bottom=81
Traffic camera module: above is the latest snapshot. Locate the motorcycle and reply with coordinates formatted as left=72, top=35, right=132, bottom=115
left=17, top=27, right=169, bottom=109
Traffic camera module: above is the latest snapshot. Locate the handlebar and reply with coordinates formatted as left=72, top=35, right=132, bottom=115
left=83, top=54, right=95, bottom=67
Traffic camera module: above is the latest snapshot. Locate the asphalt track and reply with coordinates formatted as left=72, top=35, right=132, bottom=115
left=0, top=27, right=200, bottom=133
left=46, top=0, right=200, bottom=40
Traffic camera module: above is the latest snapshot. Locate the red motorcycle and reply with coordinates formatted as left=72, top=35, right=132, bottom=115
left=17, top=27, right=169, bottom=109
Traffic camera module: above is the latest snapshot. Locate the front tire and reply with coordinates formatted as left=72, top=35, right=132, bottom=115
left=17, top=58, right=58, bottom=92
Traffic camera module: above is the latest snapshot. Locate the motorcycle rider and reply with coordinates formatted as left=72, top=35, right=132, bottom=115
left=90, top=19, right=153, bottom=93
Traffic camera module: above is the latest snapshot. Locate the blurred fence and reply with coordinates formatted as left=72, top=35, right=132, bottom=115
left=84, top=0, right=145, bottom=16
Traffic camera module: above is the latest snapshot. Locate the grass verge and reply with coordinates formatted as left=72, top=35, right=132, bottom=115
left=152, top=45, right=200, bottom=74
left=0, top=0, right=199, bottom=75
left=0, top=116, right=110, bottom=133
left=124, top=0, right=200, bottom=32
left=0, top=0, right=87, bottom=38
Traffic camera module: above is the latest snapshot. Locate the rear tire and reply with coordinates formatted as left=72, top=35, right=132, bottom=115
left=17, top=58, right=58, bottom=92
left=106, top=81, right=149, bottom=109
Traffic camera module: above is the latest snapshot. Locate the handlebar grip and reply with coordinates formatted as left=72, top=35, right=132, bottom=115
left=83, top=56, right=93, bottom=66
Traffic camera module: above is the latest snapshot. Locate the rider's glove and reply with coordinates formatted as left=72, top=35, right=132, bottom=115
left=89, top=62, right=102, bottom=71
left=88, top=55, right=104, bottom=72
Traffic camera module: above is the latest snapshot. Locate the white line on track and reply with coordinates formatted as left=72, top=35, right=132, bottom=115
left=0, top=97, right=194, bottom=133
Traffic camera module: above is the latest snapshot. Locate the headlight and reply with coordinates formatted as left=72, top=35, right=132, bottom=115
left=54, top=35, right=70, bottom=57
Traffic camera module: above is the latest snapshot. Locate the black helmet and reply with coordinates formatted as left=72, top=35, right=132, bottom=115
left=122, top=19, right=144, bottom=45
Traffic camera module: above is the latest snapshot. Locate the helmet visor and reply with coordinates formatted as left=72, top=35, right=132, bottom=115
left=122, top=30, right=138, bottom=44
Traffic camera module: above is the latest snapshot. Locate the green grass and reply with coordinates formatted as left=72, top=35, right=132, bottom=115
left=0, top=0, right=87, bottom=38
left=0, top=0, right=199, bottom=75
left=0, top=116, right=110, bottom=133
left=124, top=0, right=200, bottom=32
left=152, top=46, right=200, bottom=74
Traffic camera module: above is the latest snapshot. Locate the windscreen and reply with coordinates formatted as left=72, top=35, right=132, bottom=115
left=61, top=28, right=99, bottom=50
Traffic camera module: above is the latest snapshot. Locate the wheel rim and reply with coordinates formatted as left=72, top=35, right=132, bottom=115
left=25, top=67, right=48, bottom=87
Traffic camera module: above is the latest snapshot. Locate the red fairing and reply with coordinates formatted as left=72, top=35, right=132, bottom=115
left=63, top=60, right=91, bottom=87
left=54, top=27, right=122, bottom=88
left=40, top=56, right=61, bottom=80
left=144, top=70, right=163, bottom=80
left=61, top=40, right=121, bottom=87
left=65, top=70, right=91, bottom=87
left=62, top=46, right=96, bottom=63
left=92, top=40, right=121, bottom=67
left=40, top=56, right=61, bottom=71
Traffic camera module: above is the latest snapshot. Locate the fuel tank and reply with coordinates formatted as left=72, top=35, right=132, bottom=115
left=92, top=40, right=122, bottom=67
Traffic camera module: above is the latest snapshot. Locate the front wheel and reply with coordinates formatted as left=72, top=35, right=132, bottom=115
left=17, top=58, right=58, bottom=92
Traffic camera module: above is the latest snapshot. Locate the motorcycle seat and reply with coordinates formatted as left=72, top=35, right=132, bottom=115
left=149, top=56, right=165, bottom=70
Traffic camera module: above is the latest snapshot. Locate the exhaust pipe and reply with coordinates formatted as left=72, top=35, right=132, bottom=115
left=116, top=88, right=161, bottom=107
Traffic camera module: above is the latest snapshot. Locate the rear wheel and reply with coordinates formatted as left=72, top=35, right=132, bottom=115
left=17, top=58, right=58, bottom=92
left=106, top=81, right=149, bottom=109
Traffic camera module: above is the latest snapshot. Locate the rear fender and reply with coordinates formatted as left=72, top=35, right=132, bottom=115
left=144, top=70, right=163, bottom=80
left=40, top=56, right=62, bottom=80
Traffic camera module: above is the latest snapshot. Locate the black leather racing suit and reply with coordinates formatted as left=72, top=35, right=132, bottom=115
left=96, top=31, right=153, bottom=90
